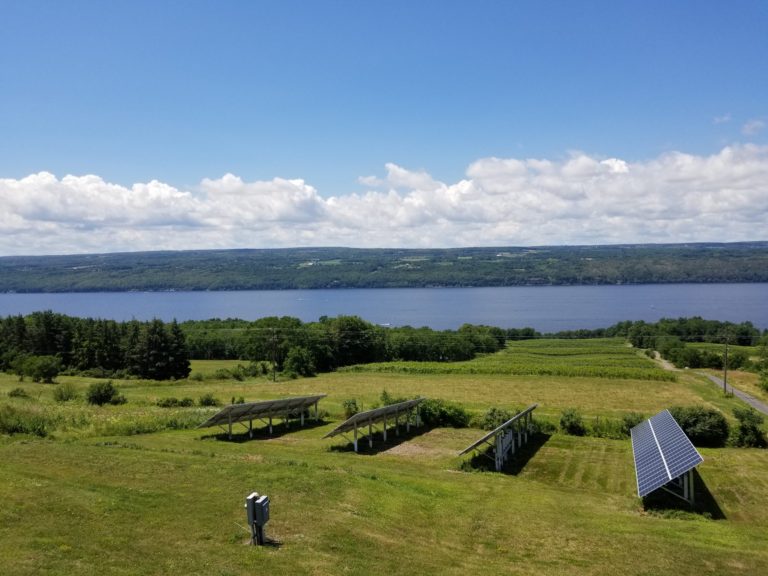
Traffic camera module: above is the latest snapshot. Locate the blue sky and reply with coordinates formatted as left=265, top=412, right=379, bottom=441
left=0, top=0, right=767, bottom=254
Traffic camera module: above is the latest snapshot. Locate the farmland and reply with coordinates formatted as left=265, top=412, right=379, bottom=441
left=1, top=338, right=767, bottom=575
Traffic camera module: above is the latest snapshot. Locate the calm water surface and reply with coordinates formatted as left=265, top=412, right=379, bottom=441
left=0, top=284, right=766, bottom=332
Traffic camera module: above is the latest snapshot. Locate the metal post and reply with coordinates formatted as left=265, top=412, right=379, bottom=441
left=689, top=469, right=695, bottom=504
left=315, top=401, right=319, bottom=420
left=395, top=409, right=400, bottom=436
left=383, top=415, right=387, bottom=442
left=301, top=410, right=305, bottom=426
left=354, top=423, right=358, bottom=452
left=228, top=413, right=232, bottom=440
left=524, top=413, right=529, bottom=442
left=368, top=419, right=373, bottom=448
left=249, top=418, right=253, bottom=439
left=268, top=416, right=273, bottom=434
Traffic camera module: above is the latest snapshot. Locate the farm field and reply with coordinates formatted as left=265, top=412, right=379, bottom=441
left=1, top=338, right=767, bottom=575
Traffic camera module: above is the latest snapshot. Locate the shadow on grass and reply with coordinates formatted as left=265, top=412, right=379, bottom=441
left=642, top=469, right=725, bottom=520
left=201, top=418, right=327, bottom=443
left=460, top=432, right=551, bottom=474
left=327, top=424, right=430, bottom=455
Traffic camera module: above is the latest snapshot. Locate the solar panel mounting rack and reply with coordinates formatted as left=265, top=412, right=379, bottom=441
left=198, top=394, right=326, bottom=439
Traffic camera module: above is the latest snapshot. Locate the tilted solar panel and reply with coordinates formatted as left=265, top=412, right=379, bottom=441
left=322, top=398, right=424, bottom=438
left=197, top=394, right=326, bottom=429
left=630, top=409, right=703, bottom=498
left=458, top=404, right=538, bottom=456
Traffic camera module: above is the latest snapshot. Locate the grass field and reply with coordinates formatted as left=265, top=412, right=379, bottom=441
left=1, top=339, right=767, bottom=575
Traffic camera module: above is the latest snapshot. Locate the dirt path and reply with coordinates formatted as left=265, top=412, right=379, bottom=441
left=697, top=372, right=768, bottom=416
left=652, top=350, right=768, bottom=416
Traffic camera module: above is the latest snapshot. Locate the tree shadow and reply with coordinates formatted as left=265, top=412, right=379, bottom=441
left=327, top=424, right=430, bottom=455
left=201, top=418, right=327, bottom=443
left=460, top=432, right=551, bottom=474
left=642, top=469, right=725, bottom=520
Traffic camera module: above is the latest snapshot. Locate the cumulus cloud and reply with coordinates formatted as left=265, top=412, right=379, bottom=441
left=1, top=145, right=768, bottom=255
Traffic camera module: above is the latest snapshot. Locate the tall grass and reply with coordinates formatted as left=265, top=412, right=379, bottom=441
left=341, top=337, right=675, bottom=381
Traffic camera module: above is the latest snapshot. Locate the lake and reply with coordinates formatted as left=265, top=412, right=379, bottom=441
left=0, top=283, right=766, bottom=332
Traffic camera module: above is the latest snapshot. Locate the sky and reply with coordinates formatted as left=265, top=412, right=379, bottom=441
left=0, top=0, right=767, bottom=255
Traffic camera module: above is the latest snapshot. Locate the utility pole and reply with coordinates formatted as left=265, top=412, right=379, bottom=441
left=722, top=335, right=729, bottom=395
left=270, top=328, right=277, bottom=382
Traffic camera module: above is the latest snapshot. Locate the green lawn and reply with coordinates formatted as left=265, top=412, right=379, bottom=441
left=1, top=339, right=766, bottom=575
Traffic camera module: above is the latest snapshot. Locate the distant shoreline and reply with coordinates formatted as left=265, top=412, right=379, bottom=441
left=1, top=242, right=767, bottom=293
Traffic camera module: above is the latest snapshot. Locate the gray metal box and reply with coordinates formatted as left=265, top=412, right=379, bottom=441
left=255, top=495, right=269, bottom=525
left=245, top=492, right=270, bottom=526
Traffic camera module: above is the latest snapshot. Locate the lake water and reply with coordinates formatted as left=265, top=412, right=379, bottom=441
left=0, top=284, right=766, bottom=332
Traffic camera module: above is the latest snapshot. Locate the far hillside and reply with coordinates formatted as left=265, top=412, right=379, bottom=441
left=2, top=241, right=768, bottom=292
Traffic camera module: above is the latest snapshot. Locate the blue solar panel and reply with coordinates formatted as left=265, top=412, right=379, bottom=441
left=630, top=410, right=703, bottom=498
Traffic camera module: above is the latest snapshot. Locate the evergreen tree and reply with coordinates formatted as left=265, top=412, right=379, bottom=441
left=167, top=320, right=191, bottom=379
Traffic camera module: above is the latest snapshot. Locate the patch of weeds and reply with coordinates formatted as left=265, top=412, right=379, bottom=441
left=53, top=382, right=79, bottom=403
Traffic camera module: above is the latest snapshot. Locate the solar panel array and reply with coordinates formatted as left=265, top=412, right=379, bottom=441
left=322, top=398, right=424, bottom=439
left=458, top=403, right=538, bottom=456
left=630, top=409, right=703, bottom=498
left=197, top=395, right=327, bottom=430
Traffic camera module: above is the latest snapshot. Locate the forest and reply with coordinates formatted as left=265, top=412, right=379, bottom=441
left=0, top=312, right=509, bottom=382
left=2, top=242, right=768, bottom=292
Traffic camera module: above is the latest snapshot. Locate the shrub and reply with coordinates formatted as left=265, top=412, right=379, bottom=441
left=53, top=382, right=79, bottom=403
left=157, top=396, right=194, bottom=408
left=8, top=387, right=29, bottom=399
left=198, top=393, right=221, bottom=407
left=731, top=407, right=766, bottom=448
left=533, top=418, right=557, bottom=435
left=189, top=372, right=204, bottom=382
left=16, top=355, right=62, bottom=383
left=759, top=371, right=768, bottom=393
left=380, top=389, right=408, bottom=406
left=560, top=408, right=586, bottom=436
left=620, top=412, right=645, bottom=436
left=284, top=347, right=317, bottom=377
left=669, top=406, right=729, bottom=447
left=476, top=407, right=515, bottom=430
left=342, top=398, right=360, bottom=419
left=419, top=398, right=470, bottom=428
left=0, top=404, right=52, bottom=436
left=590, top=416, right=626, bottom=439
left=86, top=381, right=126, bottom=406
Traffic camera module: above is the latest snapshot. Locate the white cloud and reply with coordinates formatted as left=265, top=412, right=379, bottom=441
left=742, top=119, right=765, bottom=136
left=1, top=144, right=768, bottom=255
left=713, top=113, right=731, bottom=124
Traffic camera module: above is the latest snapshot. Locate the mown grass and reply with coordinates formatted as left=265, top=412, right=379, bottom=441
left=1, top=338, right=766, bottom=575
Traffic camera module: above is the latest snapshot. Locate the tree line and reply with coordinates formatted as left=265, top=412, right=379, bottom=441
left=625, top=317, right=767, bottom=370
left=3, top=312, right=766, bottom=381
left=0, top=311, right=190, bottom=381
left=182, top=315, right=507, bottom=376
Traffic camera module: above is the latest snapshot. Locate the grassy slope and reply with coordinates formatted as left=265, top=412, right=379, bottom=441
left=1, top=339, right=767, bottom=575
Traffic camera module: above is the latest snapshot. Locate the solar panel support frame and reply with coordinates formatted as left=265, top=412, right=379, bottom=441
left=323, top=398, right=425, bottom=452
left=197, top=394, right=326, bottom=439
left=458, top=404, right=538, bottom=471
